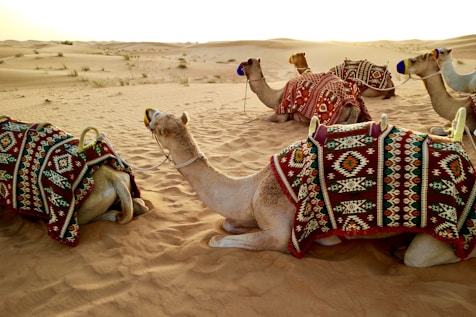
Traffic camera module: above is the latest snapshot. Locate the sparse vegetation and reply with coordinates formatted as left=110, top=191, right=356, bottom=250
left=57, top=52, right=63, bottom=57
left=81, top=66, right=90, bottom=71
left=142, top=73, right=148, bottom=78
left=15, top=53, right=23, bottom=58
left=60, top=41, right=73, bottom=45
left=69, top=70, right=78, bottom=77
left=0, top=60, right=4, bottom=64
left=33, top=50, right=39, bottom=54
left=91, top=80, right=106, bottom=87
left=180, top=77, right=189, bottom=85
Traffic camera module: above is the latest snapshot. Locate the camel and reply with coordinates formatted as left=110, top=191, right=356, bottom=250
left=288, top=52, right=396, bottom=99
left=433, top=48, right=476, bottom=93
left=288, top=52, right=311, bottom=74
left=0, top=117, right=149, bottom=246
left=237, top=58, right=371, bottom=125
left=144, top=107, right=476, bottom=267
left=396, top=52, right=476, bottom=139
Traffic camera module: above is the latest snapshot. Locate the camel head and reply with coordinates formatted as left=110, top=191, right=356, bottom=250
left=289, top=52, right=310, bottom=74
left=237, top=58, right=264, bottom=80
left=433, top=48, right=452, bottom=63
left=396, top=53, right=440, bottom=77
left=144, top=108, right=189, bottom=144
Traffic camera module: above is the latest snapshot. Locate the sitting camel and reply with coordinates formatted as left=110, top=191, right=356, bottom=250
left=144, top=107, right=476, bottom=267
left=433, top=48, right=476, bottom=93
left=288, top=52, right=311, bottom=74
left=0, top=117, right=149, bottom=246
left=396, top=52, right=476, bottom=141
left=237, top=58, right=372, bottom=125
left=289, top=52, right=396, bottom=99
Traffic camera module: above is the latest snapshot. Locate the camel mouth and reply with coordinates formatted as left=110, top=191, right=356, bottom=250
left=236, top=63, right=245, bottom=76
left=288, top=55, right=294, bottom=64
left=144, top=108, right=158, bottom=129
left=396, top=59, right=409, bottom=75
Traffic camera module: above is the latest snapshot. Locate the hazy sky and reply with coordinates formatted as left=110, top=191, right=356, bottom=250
left=1, top=0, right=474, bottom=43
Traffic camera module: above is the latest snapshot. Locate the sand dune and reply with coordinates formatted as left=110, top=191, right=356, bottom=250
left=0, top=35, right=475, bottom=316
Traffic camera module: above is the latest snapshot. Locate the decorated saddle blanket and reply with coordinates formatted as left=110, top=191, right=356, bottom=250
left=0, top=117, right=140, bottom=247
left=270, top=120, right=476, bottom=259
left=277, top=72, right=372, bottom=125
left=329, top=59, right=393, bottom=93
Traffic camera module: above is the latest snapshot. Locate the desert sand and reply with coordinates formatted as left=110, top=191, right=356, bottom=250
left=1, top=35, right=475, bottom=316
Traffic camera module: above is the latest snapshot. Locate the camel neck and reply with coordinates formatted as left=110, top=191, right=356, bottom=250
left=173, top=152, right=205, bottom=169
left=247, top=78, right=284, bottom=109
left=422, top=73, right=464, bottom=121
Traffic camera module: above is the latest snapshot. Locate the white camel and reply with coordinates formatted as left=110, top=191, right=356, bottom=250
left=237, top=58, right=371, bottom=125
left=433, top=48, right=476, bottom=93
left=144, top=107, right=476, bottom=267
left=396, top=52, right=476, bottom=143
left=0, top=118, right=149, bottom=246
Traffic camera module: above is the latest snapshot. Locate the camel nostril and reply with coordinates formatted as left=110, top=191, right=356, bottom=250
left=396, top=60, right=409, bottom=75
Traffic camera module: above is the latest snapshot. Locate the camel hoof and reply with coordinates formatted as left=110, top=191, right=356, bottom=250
left=133, top=198, right=149, bottom=216
left=429, top=126, right=448, bottom=136
left=209, top=235, right=226, bottom=247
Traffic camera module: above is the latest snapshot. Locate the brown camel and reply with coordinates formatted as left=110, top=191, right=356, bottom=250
left=289, top=52, right=396, bottom=99
left=0, top=118, right=149, bottom=246
left=144, top=107, right=476, bottom=267
left=396, top=52, right=476, bottom=138
left=288, top=52, right=311, bottom=74
left=237, top=58, right=371, bottom=125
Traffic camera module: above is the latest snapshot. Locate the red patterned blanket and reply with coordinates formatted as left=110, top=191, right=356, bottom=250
left=277, top=72, right=372, bottom=124
left=271, top=120, right=476, bottom=259
left=0, top=117, right=140, bottom=247
left=329, top=59, right=393, bottom=93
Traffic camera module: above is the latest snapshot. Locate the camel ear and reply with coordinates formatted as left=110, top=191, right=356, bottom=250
left=448, top=48, right=452, bottom=54
left=181, top=112, right=189, bottom=125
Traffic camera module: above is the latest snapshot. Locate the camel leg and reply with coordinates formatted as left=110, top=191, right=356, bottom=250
left=221, top=218, right=258, bottom=234
left=344, top=105, right=361, bottom=124
left=336, top=105, right=361, bottom=125
left=404, top=233, right=461, bottom=267
left=383, top=88, right=395, bottom=99
left=261, top=113, right=290, bottom=123
left=77, top=165, right=134, bottom=225
left=209, top=230, right=289, bottom=252
left=133, top=198, right=149, bottom=216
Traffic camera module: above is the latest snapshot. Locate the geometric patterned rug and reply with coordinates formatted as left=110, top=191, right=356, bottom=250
left=271, top=119, right=476, bottom=259
left=0, top=117, right=140, bottom=247
left=329, top=59, right=393, bottom=94
left=277, top=72, right=372, bottom=124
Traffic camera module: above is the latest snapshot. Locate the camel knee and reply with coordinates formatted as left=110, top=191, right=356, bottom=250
left=404, top=234, right=460, bottom=267
left=133, top=198, right=149, bottom=216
